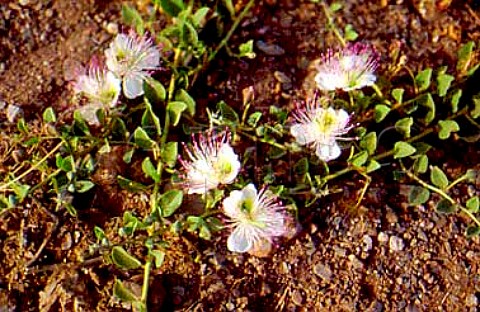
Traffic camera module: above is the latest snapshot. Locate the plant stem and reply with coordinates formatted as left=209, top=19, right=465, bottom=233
left=401, top=163, right=480, bottom=227
left=0, top=141, right=63, bottom=191
left=321, top=1, right=346, bottom=47
left=208, top=0, right=255, bottom=63
left=140, top=259, right=152, bottom=306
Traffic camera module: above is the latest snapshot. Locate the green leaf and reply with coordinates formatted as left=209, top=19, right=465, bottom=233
left=192, top=7, right=209, bottom=27
left=149, top=250, right=166, bottom=268
left=133, top=127, right=156, bottom=150
left=419, top=93, right=435, bottom=125
left=438, top=120, right=460, bottom=140
left=393, top=142, right=416, bottom=159
left=247, top=111, right=262, bottom=127
left=436, top=73, right=454, bottom=97
left=238, top=40, right=256, bottom=59
left=330, top=2, right=342, bottom=12
left=430, top=166, right=449, bottom=190
left=43, top=107, right=56, bottom=123
left=408, top=186, right=430, bottom=205
left=464, top=169, right=479, bottom=183
left=359, top=132, right=377, bottom=155
left=294, top=157, right=309, bottom=176
left=374, top=104, right=390, bottom=122
left=466, top=196, right=479, bottom=213
left=122, top=5, right=144, bottom=34
left=435, top=198, right=456, bottom=214
left=117, top=176, right=148, bottom=192
left=415, top=68, right=433, bottom=92
left=123, top=149, right=134, bottom=164
left=167, top=101, right=187, bottom=127
left=395, top=117, right=413, bottom=138
left=391, top=88, right=404, bottom=104
left=111, top=246, right=142, bottom=270
left=74, top=180, right=95, bottom=193
left=160, top=0, right=185, bottom=17
left=144, top=78, right=166, bottom=103
left=456, top=41, right=475, bottom=73
left=472, top=96, right=480, bottom=119
left=94, top=226, right=106, bottom=241
left=17, top=118, right=29, bottom=134
left=181, top=21, right=198, bottom=46
left=466, top=225, right=480, bottom=238
left=413, top=154, right=429, bottom=174
left=217, top=101, right=239, bottom=124
left=450, top=89, right=462, bottom=113
left=344, top=24, right=358, bottom=41
left=73, top=111, right=90, bottom=135
left=175, top=89, right=195, bottom=116
left=221, top=0, right=235, bottom=16
left=366, top=159, right=381, bottom=173
left=141, top=98, right=162, bottom=137
left=349, top=150, right=368, bottom=167
left=142, top=157, right=160, bottom=183
left=12, top=183, right=30, bottom=202
left=161, top=141, right=178, bottom=168
left=159, top=190, right=183, bottom=217
left=113, top=279, right=139, bottom=302
left=58, top=155, right=75, bottom=172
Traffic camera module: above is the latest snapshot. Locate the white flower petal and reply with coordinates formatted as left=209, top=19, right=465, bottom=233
left=290, top=123, right=317, bottom=145
left=227, top=226, right=253, bottom=253
left=77, top=103, right=103, bottom=125
left=123, top=75, right=145, bottom=99
left=223, top=190, right=244, bottom=219
left=316, top=142, right=341, bottom=162
left=216, top=145, right=241, bottom=184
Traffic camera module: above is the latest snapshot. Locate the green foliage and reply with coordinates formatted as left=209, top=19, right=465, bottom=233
left=437, top=120, right=459, bottom=140
left=415, top=68, right=432, bottom=92
left=429, top=166, right=449, bottom=190
left=393, top=142, right=416, bottom=159
left=112, top=246, right=142, bottom=270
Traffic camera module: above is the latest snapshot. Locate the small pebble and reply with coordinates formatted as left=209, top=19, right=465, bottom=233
left=106, top=22, right=118, bottom=35
left=291, top=289, right=303, bottom=306
left=225, top=302, right=235, bottom=311
left=362, top=235, right=373, bottom=252
left=389, top=236, right=405, bottom=251
left=313, top=263, right=332, bottom=281
left=256, top=40, right=285, bottom=56
left=378, top=232, right=389, bottom=243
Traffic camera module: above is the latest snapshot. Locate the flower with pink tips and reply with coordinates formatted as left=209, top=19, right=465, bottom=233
left=105, top=31, right=160, bottom=99
left=315, top=43, right=379, bottom=92
left=290, top=95, right=353, bottom=162
left=73, top=65, right=121, bottom=124
left=222, top=184, right=287, bottom=253
left=180, top=130, right=241, bottom=194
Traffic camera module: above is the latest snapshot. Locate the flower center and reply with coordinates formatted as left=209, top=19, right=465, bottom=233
left=314, top=109, right=338, bottom=136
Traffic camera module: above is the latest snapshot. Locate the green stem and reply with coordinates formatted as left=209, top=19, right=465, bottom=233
left=208, top=0, right=255, bottom=63
left=238, top=130, right=288, bottom=151
left=140, top=259, right=153, bottom=305
left=401, top=163, right=480, bottom=227
left=321, top=1, right=346, bottom=47
left=0, top=141, right=63, bottom=191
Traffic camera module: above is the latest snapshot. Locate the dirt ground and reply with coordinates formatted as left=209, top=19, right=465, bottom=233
left=1, top=0, right=480, bottom=311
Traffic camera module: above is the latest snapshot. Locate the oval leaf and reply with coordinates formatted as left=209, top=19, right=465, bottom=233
left=435, top=198, right=456, bottom=214
left=415, top=68, right=432, bottom=92
left=394, top=142, right=416, bottom=159
left=374, top=104, right=390, bottom=123
left=112, top=246, right=142, bottom=270
left=408, top=186, right=430, bottom=205
left=160, top=190, right=183, bottom=217
left=113, top=279, right=139, bottom=303
left=430, top=166, right=449, bottom=190
left=167, top=101, right=188, bottom=127
left=438, top=120, right=460, bottom=140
